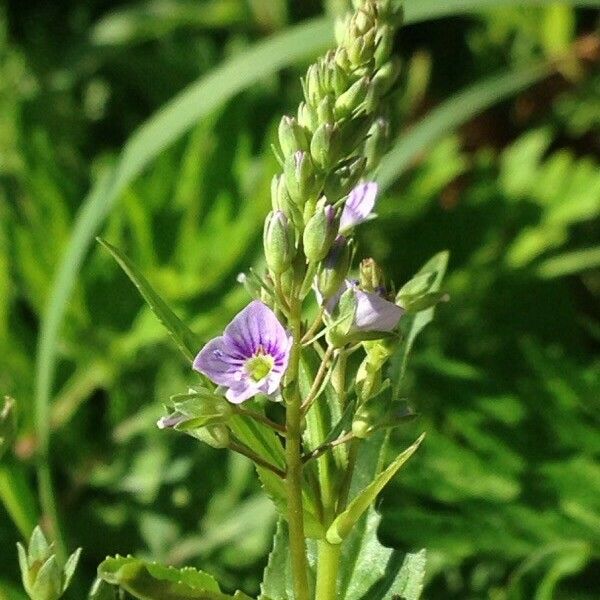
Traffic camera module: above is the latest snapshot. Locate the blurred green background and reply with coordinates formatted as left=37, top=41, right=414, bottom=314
left=1, top=0, right=599, bottom=598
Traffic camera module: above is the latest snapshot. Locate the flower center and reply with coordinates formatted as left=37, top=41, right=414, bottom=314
left=245, top=349, right=274, bottom=382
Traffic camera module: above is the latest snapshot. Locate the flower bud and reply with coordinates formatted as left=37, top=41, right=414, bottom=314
left=364, top=117, right=390, bottom=170
left=278, top=116, right=308, bottom=157
left=303, top=202, right=339, bottom=263
left=17, top=526, right=81, bottom=600
left=346, top=27, right=376, bottom=66
left=376, top=0, right=404, bottom=27
left=374, top=24, right=394, bottom=67
left=335, top=77, right=369, bottom=119
left=297, top=101, right=318, bottom=132
left=0, top=396, right=16, bottom=460
left=264, top=210, right=295, bottom=275
left=371, top=57, right=401, bottom=98
left=317, top=235, right=351, bottom=300
left=283, top=150, right=319, bottom=208
left=271, top=174, right=303, bottom=226
left=323, top=156, right=367, bottom=202
left=310, top=122, right=341, bottom=170
left=305, top=64, right=322, bottom=107
left=359, top=258, right=385, bottom=293
left=316, top=95, right=336, bottom=125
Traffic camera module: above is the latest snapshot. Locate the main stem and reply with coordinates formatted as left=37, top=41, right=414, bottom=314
left=285, top=300, right=310, bottom=600
left=315, top=349, right=348, bottom=600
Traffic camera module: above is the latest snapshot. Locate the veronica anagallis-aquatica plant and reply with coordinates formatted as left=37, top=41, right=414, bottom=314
left=20, top=1, right=448, bottom=598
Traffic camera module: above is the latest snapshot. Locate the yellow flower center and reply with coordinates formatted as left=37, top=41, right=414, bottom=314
left=245, top=349, right=274, bottom=382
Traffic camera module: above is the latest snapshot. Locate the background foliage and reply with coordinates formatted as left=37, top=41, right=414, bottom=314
left=1, top=0, right=599, bottom=598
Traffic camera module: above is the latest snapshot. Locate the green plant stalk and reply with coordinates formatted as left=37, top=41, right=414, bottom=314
left=314, top=349, right=349, bottom=599
left=315, top=540, right=342, bottom=600
left=284, top=300, right=310, bottom=600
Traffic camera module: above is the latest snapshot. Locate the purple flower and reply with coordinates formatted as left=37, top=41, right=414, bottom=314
left=340, top=182, right=378, bottom=232
left=322, top=280, right=404, bottom=335
left=193, top=301, right=291, bottom=404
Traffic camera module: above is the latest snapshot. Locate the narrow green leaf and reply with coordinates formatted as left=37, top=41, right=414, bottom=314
left=98, top=556, right=252, bottom=600
left=327, top=434, right=425, bottom=544
left=97, top=238, right=200, bottom=361
left=537, top=246, right=600, bottom=279
left=62, top=547, right=82, bottom=592
left=0, top=463, right=38, bottom=539
left=377, top=62, right=553, bottom=191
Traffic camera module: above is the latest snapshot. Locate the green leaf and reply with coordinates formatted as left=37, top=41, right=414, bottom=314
left=0, top=462, right=38, bottom=539
left=327, top=434, right=425, bottom=544
left=97, top=238, right=200, bottom=361
left=377, top=62, right=553, bottom=192
left=62, top=547, right=82, bottom=592
left=98, top=556, right=254, bottom=600
left=259, top=521, right=294, bottom=600
left=537, top=246, right=600, bottom=279
left=335, top=506, right=425, bottom=600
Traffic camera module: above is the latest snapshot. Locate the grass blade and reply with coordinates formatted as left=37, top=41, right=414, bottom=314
left=97, top=238, right=200, bottom=361
left=377, top=61, right=553, bottom=190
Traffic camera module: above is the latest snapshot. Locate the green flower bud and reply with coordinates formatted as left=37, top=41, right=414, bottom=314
left=346, top=27, right=376, bottom=66
left=304, top=64, right=322, bottom=107
left=376, top=0, right=404, bottom=27
left=334, top=47, right=351, bottom=71
left=303, top=201, right=339, bottom=263
left=317, top=235, right=351, bottom=300
left=316, top=95, right=336, bottom=125
left=374, top=24, right=394, bottom=67
left=324, top=156, right=367, bottom=201
left=271, top=174, right=303, bottom=226
left=364, top=117, right=390, bottom=170
left=278, top=115, right=308, bottom=157
left=17, top=526, right=81, bottom=600
left=283, top=150, right=319, bottom=208
left=0, top=396, right=16, bottom=460
left=359, top=258, right=385, bottom=293
left=297, top=101, right=318, bottom=132
left=310, top=122, right=341, bottom=169
left=371, top=57, right=401, bottom=98
left=335, top=77, right=369, bottom=119
left=264, top=210, right=295, bottom=274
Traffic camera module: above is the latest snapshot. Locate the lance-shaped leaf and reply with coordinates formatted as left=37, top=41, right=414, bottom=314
left=98, top=556, right=254, bottom=600
left=228, top=414, right=325, bottom=539
left=97, top=238, right=200, bottom=361
left=326, top=434, right=425, bottom=544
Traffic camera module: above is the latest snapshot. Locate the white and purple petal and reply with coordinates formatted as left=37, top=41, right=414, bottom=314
left=340, top=182, right=378, bottom=232
left=193, top=301, right=291, bottom=404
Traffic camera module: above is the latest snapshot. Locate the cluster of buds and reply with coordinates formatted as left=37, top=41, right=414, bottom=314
left=265, top=0, right=402, bottom=293
left=17, top=527, right=81, bottom=600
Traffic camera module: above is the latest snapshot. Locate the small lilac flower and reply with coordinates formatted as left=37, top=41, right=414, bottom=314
left=340, top=181, right=378, bottom=232
left=321, top=280, right=404, bottom=334
left=193, top=301, right=291, bottom=404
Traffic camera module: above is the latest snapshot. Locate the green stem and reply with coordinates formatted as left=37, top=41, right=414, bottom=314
left=284, top=302, right=310, bottom=600
left=315, top=541, right=341, bottom=600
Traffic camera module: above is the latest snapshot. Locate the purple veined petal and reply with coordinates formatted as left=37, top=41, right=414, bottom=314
left=224, top=300, right=289, bottom=357
left=225, top=381, right=260, bottom=404
left=353, top=289, right=404, bottom=333
left=193, top=301, right=291, bottom=404
left=340, top=181, right=378, bottom=232
left=193, top=336, right=245, bottom=387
